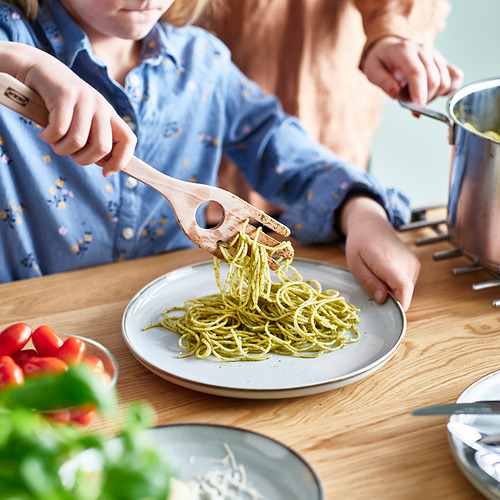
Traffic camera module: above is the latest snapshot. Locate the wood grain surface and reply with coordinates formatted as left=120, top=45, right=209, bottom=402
left=2, top=217, right=500, bottom=500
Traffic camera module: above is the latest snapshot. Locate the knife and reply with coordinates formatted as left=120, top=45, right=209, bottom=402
left=411, top=401, right=500, bottom=416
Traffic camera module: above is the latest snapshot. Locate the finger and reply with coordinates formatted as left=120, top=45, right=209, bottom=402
left=388, top=277, right=415, bottom=312
left=362, top=59, right=403, bottom=99
left=349, top=255, right=390, bottom=306
left=416, top=49, right=443, bottom=102
left=430, top=51, right=452, bottom=97
left=70, top=113, right=113, bottom=166
left=99, top=115, right=137, bottom=176
left=38, top=99, right=75, bottom=145
left=420, top=50, right=457, bottom=101
left=401, top=53, right=429, bottom=106
left=49, top=99, right=93, bottom=158
left=379, top=259, right=419, bottom=312
left=355, top=247, right=419, bottom=311
left=448, top=63, right=464, bottom=94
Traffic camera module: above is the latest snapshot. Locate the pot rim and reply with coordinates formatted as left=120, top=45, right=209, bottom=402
left=448, top=77, right=500, bottom=134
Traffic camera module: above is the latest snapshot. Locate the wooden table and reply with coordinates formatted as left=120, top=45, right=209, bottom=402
left=2, top=220, right=500, bottom=500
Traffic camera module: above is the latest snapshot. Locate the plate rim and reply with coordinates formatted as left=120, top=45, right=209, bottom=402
left=150, top=422, right=325, bottom=499
left=121, top=258, right=407, bottom=398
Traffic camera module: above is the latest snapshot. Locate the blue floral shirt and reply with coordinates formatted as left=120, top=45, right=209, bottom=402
left=0, top=0, right=411, bottom=282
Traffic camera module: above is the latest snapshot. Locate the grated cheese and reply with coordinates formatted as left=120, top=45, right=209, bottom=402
left=186, top=444, right=268, bottom=500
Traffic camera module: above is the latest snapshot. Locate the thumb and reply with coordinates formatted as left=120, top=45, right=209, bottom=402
left=349, top=257, right=389, bottom=305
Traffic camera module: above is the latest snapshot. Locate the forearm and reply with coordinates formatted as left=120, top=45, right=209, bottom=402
left=0, top=41, right=76, bottom=101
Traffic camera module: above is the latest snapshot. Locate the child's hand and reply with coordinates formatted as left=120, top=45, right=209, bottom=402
left=360, top=35, right=463, bottom=106
left=339, top=196, right=420, bottom=311
left=3, top=43, right=136, bottom=176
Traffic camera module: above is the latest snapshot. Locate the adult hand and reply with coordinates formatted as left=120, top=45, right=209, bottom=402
left=1, top=42, right=136, bottom=176
left=339, top=196, right=421, bottom=311
left=360, top=35, right=463, bottom=105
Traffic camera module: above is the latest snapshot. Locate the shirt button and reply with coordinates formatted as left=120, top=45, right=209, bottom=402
left=125, top=177, right=138, bottom=189
left=122, top=227, right=135, bottom=240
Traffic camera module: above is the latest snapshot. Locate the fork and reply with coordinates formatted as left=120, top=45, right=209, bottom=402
left=0, top=72, right=293, bottom=266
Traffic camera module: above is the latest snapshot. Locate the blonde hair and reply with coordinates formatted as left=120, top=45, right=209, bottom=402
left=5, top=0, right=214, bottom=26
left=162, top=0, right=214, bottom=26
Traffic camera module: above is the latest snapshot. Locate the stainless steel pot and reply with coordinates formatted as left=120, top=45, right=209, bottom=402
left=400, top=79, right=500, bottom=273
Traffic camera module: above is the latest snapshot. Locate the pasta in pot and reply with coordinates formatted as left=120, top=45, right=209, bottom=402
left=462, top=122, right=500, bottom=142
left=146, top=222, right=360, bottom=361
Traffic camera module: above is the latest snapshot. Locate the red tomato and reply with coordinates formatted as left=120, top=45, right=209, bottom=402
left=32, top=325, right=63, bottom=356
left=22, top=356, right=68, bottom=378
left=98, top=371, right=112, bottom=388
left=69, top=403, right=97, bottom=426
left=57, top=337, right=86, bottom=365
left=0, top=355, right=24, bottom=389
left=11, top=348, right=39, bottom=366
left=82, top=354, right=105, bottom=373
left=0, top=323, right=32, bottom=356
left=44, top=409, right=71, bottom=424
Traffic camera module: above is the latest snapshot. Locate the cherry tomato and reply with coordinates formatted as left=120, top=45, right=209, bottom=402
left=82, top=354, right=105, bottom=373
left=0, top=356, right=14, bottom=364
left=11, top=348, right=39, bottom=366
left=69, top=403, right=97, bottom=426
left=21, top=356, right=68, bottom=378
left=0, top=323, right=32, bottom=356
left=57, top=337, right=86, bottom=365
left=44, top=409, right=71, bottom=424
left=0, top=355, right=24, bottom=389
left=32, top=325, right=63, bottom=356
left=98, top=371, right=112, bottom=388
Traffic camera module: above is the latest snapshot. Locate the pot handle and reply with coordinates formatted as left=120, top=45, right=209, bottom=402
left=398, top=87, right=456, bottom=145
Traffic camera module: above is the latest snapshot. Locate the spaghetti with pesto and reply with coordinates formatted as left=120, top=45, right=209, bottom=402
left=147, top=222, right=360, bottom=361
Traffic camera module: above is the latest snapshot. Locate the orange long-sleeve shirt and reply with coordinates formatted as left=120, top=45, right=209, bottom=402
left=199, top=0, right=451, bottom=215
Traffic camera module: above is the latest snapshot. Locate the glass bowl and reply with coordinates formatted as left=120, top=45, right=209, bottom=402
left=68, top=334, right=118, bottom=389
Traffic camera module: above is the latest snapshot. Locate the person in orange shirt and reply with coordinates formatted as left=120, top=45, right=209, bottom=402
left=200, top=0, right=463, bottom=217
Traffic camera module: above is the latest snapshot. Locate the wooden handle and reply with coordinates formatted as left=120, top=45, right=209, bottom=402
left=0, top=72, right=49, bottom=126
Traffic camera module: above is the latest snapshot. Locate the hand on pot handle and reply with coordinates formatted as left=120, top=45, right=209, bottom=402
left=361, top=36, right=463, bottom=106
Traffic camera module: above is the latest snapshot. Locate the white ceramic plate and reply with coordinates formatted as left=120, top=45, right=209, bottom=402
left=122, top=258, right=406, bottom=398
left=448, top=370, right=500, bottom=499
left=153, top=423, right=324, bottom=499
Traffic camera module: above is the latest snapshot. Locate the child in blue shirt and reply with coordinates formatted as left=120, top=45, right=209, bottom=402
left=0, top=0, right=420, bottom=310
